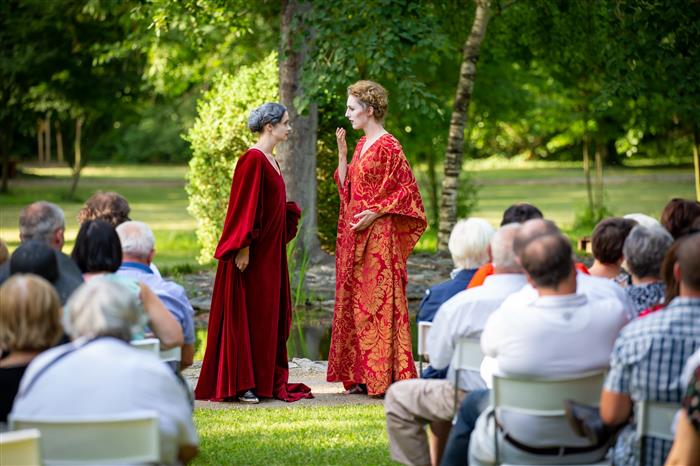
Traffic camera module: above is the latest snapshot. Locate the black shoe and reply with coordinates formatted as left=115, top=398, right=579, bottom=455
left=564, top=399, right=608, bottom=445
left=238, top=390, right=259, bottom=404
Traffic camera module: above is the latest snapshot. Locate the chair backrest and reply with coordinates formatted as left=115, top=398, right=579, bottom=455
left=417, top=322, right=432, bottom=357
left=10, top=410, right=160, bottom=465
left=492, top=370, right=605, bottom=417
left=0, top=428, right=42, bottom=466
left=160, top=345, right=182, bottom=363
left=451, top=336, right=484, bottom=373
left=636, top=400, right=678, bottom=442
left=130, top=338, right=160, bottom=356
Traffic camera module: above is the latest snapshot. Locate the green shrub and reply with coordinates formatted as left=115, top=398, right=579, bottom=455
left=185, top=52, right=278, bottom=263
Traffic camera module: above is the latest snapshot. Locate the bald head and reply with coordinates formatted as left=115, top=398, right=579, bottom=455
left=520, top=233, right=574, bottom=290
left=513, top=218, right=560, bottom=258
left=491, top=223, right=522, bottom=272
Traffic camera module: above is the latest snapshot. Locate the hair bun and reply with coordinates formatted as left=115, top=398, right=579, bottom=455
left=247, top=103, right=287, bottom=133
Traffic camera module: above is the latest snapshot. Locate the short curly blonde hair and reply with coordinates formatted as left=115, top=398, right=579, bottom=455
left=348, top=80, right=388, bottom=121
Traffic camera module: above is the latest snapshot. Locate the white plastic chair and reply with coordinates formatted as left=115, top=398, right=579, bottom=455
left=635, top=400, right=679, bottom=466
left=0, top=428, right=42, bottom=465
left=491, top=370, right=608, bottom=465
left=160, top=345, right=182, bottom=369
left=417, top=321, right=432, bottom=374
left=10, top=410, right=160, bottom=465
left=130, top=337, right=160, bottom=356
left=451, top=336, right=484, bottom=412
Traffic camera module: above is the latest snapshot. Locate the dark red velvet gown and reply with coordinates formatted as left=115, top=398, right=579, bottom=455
left=194, top=148, right=312, bottom=402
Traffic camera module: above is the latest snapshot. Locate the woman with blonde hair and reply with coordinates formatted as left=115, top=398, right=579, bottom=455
left=0, top=274, right=63, bottom=424
left=328, top=80, right=427, bottom=396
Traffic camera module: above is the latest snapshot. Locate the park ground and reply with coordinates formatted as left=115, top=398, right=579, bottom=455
left=0, top=159, right=695, bottom=465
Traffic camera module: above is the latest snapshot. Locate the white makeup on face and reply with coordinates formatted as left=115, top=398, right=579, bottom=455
left=345, top=95, right=370, bottom=130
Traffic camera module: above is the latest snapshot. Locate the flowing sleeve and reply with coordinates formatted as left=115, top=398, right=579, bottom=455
left=214, top=151, right=264, bottom=260
left=285, top=201, right=302, bottom=243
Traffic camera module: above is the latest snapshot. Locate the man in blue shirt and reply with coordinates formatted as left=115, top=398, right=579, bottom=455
left=116, top=221, right=196, bottom=369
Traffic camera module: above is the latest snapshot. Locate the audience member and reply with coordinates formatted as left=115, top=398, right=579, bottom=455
left=461, top=234, right=627, bottom=465
left=0, top=238, right=8, bottom=265
left=9, top=240, right=59, bottom=284
left=77, top=191, right=131, bottom=227
left=385, top=224, right=525, bottom=466
left=588, top=217, right=637, bottom=282
left=665, top=349, right=700, bottom=465
left=467, top=203, right=543, bottom=289
left=0, top=201, right=83, bottom=303
left=71, top=219, right=183, bottom=349
left=660, top=198, right=700, bottom=239
left=0, top=275, right=63, bottom=425
left=599, top=232, right=700, bottom=466
left=623, top=213, right=660, bottom=228
left=116, top=221, right=195, bottom=369
left=10, top=277, right=199, bottom=464
left=622, top=225, right=673, bottom=316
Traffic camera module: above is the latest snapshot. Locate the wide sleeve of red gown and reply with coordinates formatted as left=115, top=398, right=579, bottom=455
left=285, top=201, right=302, bottom=244
left=214, top=151, right=264, bottom=260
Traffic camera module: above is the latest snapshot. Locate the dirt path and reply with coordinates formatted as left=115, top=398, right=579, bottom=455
left=185, top=360, right=386, bottom=409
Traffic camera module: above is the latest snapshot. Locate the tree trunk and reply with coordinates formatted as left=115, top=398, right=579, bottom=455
left=45, top=112, right=52, bottom=162
left=68, top=117, right=84, bottom=199
left=438, top=0, right=490, bottom=250
left=583, top=138, right=593, bottom=210
left=0, top=119, right=11, bottom=193
left=594, top=142, right=604, bottom=210
left=694, top=125, right=700, bottom=202
left=55, top=120, right=64, bottom=163
left=37, top=119, right=45, bottom=162
left=278, top=0, right=323, bottom=261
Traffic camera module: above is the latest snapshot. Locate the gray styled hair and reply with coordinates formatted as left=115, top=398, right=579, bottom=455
left=623, top=225, right=673, bottom=279
left=19, top=201, right=65, bottom=243
left=64, top=277, right=140, bottom=341
left=448, top=218, right=494, bottom=269
left=248, top=102, right=286, bottom=133
left=491, top=223, right=522, bottom=271
left=116, top=221, right=155, bottom=261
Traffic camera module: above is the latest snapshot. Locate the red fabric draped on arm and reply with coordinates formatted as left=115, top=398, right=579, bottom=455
left=285, top=201, right=301, bottom=244
left=214, top=153, right=264, bottom=261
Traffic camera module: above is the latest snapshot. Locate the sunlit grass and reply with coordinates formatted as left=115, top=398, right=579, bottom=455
left=193, top=406, right=394, bottom=466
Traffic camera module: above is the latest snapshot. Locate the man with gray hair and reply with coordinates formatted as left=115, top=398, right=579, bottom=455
left=115, top=221, right=195, bottom=369
left=0, top=201, right=82, bottom=303
left=385, top=223, right=527, bottom=466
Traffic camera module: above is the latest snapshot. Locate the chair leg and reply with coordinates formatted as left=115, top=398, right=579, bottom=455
left=454, top=370, right=459, bottom=415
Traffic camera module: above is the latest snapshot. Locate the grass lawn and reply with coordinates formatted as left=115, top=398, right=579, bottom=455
left=193, top=405, right=394, bottom=466
left=1, top=160, right=694, bottom=265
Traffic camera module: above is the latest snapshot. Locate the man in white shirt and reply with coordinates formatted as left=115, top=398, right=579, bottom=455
left=467, top=233, right=627, bottom=465
left=385, top=223, right=526, bottom=466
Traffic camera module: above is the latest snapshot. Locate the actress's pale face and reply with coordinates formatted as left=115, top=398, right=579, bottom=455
left=345, top=95, right=372, bottom=130
left=269, top=112, right=292, bottom=143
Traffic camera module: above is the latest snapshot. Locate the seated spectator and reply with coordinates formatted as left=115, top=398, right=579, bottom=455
left=71, top=219, right=183, bottom=349
left=78, top=191, right=161, bottom=277
left=665, top=349, right=700, bottom=465
left=466, top=203, right=543, bottom=289
left=465, top=233, right=627, bottom=465
left=116, top=221, right=195, bottom=369
left=9, top=240, right=59, bottom=284
left=588, top=217, right=637, bottom=283
left=623, top=213, right=660, bottom=228
left=418, top=218, right=494, bottom=323
left=661, top=198, right=700, bottom=239
left=0, top=201, right=83, bottom=303
left=10, top=277, right=199, bottom=464
left=385, top=224, right=524, bottom=466
left=639, top=239, right=681, bottom=317
left=0, top=238, right=8, bottom=265
left=600, top=232, right=700, bottom=465
left=0, top=275, right=63, bottom=425
left=77, top=191, right=131, bottom=227
left=622, top=225, right=673, bottom=316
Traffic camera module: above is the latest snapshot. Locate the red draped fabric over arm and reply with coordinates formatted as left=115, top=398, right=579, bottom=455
left=195, top=149, right=312, bottom=402
left=327, top=134, right=427, bottom=396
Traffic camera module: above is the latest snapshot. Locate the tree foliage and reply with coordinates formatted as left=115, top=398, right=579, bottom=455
left=185, top=52, right=278, bottom=263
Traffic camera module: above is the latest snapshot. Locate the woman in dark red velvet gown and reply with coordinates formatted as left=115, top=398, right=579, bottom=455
left=195, top=103, right=312, bottom=403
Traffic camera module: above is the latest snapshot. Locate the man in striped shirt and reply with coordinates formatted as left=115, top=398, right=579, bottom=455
left=600, top=232, right=700, bottom=465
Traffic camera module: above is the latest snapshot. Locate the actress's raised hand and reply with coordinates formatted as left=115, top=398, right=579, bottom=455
left=350, top=209, right=380, bottom=232
left=336, top=128, right=347, bottom=161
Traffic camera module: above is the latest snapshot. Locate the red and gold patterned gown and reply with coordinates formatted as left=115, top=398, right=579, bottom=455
left=327, top=133, right=427, bottom=396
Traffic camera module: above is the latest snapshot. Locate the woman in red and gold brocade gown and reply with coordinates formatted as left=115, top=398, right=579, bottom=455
left=195, top=103, right=312, bottom=404
left=327, top=81, right=427, bottom=397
